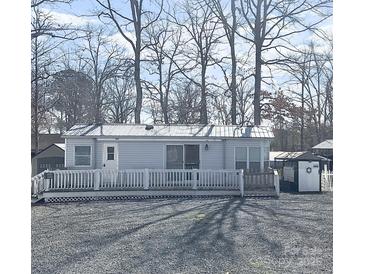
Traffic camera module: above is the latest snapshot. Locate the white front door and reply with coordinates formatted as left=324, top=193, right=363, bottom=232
left=298, top=161, right=320, bottom=192
left=103, top=143, right=118, bottom=170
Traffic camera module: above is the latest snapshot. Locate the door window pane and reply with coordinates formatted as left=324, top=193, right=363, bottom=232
left=107, top=146, right=114, bottom=160
left=184, top=145, right=199, bottom=169
left=166, top=145, right=183, bottom=169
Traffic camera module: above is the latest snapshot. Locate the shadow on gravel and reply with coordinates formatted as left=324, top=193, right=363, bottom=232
left=32, top=194, right=332, bottom=273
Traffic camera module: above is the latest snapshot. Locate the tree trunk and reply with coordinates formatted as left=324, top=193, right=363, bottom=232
left=253, top=0, right=262, bottom=126
left=300, top=72, right=305, bottom=150
left=254, top=44, right=262, bottom=125
left=33, top=37, right=39, bottom=154
left=200, top=66, right=208, bottom=124
left=230, top=0, right=237, bottom=125
left=134, top=49, right=142, bottom=124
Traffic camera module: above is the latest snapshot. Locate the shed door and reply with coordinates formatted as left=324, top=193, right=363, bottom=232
left=298, top=161, right=320, bottom=192
left=103, top=143, right=118, bottom=170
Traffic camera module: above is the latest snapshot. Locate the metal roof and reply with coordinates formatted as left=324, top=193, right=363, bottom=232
left=54, top=143, right=66, bottom=150
left=274, top=151, right=324, bottom=161
left=63, top=124, right=274, bottom=139
left=312, top=139, right=333, bottom=150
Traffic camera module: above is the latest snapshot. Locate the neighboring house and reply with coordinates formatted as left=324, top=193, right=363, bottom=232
left=312, top=139, right=333, bottom=170
left=31, top=143, right=65, bottom=176
left=62, top=124, right=274, bottom=172
left=31, top=134, right=64, bottom=158
left=312, top=139, right=333, bottom=159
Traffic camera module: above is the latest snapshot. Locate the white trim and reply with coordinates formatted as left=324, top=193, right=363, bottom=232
left=96, top=138, right=223, bottom=142
left=74, top=145, right=93, bottom=167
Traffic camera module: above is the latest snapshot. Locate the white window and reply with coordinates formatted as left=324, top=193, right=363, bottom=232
left=235, top=147, right=262, bottom=172
left=75, top=146, right=91, bottom=166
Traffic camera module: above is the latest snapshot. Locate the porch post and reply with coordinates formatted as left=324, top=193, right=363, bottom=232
left=94, top=170, right=100, bottom=190
left=144, top=168, right=149, bottom=190
left=192, top=169, right=198, bottom=190
left=239, top=169, right=244, bottom=197
left=274, top=169, right=280, bottom=197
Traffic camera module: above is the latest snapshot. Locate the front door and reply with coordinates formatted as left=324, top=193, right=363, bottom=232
left=103, top=143, right=118, bottom=170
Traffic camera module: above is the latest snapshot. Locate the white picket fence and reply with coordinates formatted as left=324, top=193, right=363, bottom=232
left=31, top=168, right=280, bottom=200
left=321, top=170, right=333, bottom=191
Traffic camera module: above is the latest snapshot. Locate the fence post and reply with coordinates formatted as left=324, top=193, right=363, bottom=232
left=144, top=168, right=149, bottom=190
left=192, top=169, right=198, bottom=190
left=274, top=169, right=280, bottom=197
left=94, top=170, right=100, bottom=190
left=239, top=169, right=244, bottom=197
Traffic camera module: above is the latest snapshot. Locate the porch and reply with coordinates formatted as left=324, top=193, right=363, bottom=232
left=31, top=169, right=280, bottom=202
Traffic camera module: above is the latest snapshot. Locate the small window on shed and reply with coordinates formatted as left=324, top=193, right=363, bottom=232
left=75, top=146, right=91, bottom=166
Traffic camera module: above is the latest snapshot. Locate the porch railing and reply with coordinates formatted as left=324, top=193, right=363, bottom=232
left=32, top=168, right=280, bottom=198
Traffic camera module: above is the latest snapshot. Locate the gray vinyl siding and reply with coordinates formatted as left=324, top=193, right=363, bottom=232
left=64, top=137, right=271, bottom=170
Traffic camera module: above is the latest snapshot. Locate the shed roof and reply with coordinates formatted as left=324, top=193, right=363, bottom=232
left=312, top=139, right=333, bottom=150
left=31, top=134, right=64, bottom=152
left=33, top=143, right=65, bottom=158
left=274, top=151, right=324, bottom=161
left=63, top=124, right=274, bottom=139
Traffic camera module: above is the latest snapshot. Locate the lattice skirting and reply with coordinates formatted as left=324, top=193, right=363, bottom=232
left=45, top=195, right=241, bottom=203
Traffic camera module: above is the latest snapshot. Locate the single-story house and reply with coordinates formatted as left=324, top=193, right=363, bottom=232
left=62, top=124, right=274, bottom=172
left=31, top=143, right=65, bottom=176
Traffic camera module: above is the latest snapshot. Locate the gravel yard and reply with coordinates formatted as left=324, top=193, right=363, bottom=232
left=32, top=193, right=332, bottom=274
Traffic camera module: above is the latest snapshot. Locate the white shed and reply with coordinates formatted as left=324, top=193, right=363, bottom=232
left=62, top=124, right=274, bottom=172
left=275, top=151, right=323, bottom=192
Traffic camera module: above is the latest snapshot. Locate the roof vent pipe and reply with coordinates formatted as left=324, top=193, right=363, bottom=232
left=145, top=125, right=154, bottom=130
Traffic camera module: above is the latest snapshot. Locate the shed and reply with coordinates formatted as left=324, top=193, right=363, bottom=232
left=275, top=151, right=323, bottom=192
left=31, top=143, right=65, bottom=176
left=62, top=124, right=274, bottom=172
left=31, top=134, right=64, bottom=158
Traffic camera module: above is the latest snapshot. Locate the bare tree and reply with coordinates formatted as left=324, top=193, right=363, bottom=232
left=207, top=0, right=238, bottom=124
left=31, top=5, right=68, bottom=153
left=78, top=26, right=128, bottom=123
left=238, top=0, right=332, bottom=125
left=49, top=69, right=94, bottom=132
left=170, top=80, right=201, bottom=124
left=96, top=0, right=164, bottom=124
left=143, top=19, right=183, bottom=124
left=169, top=0, right=223, bottom=124
left=104, top=74, right=135, bottom=123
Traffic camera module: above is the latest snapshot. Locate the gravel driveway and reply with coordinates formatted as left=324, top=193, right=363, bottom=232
left=32, top=193, right=332, bottom=273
